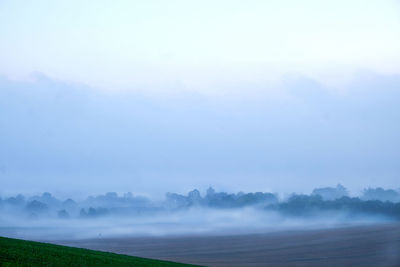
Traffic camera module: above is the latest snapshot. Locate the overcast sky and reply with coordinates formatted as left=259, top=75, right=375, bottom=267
left=0, top=1, right=400, bottom=197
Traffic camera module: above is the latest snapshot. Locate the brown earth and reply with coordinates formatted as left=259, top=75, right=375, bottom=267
left=55, top=223, right=400, bottom=267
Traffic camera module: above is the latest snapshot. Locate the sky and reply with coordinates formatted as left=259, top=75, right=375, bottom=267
left=0, top=1, right=400, bottom=197
left=1, top=0, right=400, bottom=89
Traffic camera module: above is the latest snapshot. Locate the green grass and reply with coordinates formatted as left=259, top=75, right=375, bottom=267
left=0, top=236, right=197, bottom=266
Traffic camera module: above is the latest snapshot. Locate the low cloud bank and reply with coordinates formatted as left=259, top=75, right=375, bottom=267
left=1, top=185, right=399, bottom=240
left=1, top=72, right=400, bottom=195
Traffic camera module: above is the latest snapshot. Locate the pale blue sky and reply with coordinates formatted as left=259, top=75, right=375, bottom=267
left=1, top=0, right=400, bottom=90
left=0, top=1, right=400, bottom=196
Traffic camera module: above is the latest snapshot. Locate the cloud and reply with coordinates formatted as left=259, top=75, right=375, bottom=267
left=0, top=72, right=399, bottom=196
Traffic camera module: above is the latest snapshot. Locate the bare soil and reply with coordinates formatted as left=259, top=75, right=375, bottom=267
left=55, top=223, right=400, bottom=266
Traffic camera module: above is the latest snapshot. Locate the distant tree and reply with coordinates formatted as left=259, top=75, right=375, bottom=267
left=105, top=192, right=118, bottom=199
left=88, top=207, right=97, bottom=217
left=165, top=192, right=190, bottom=209
left=188, top=189, right=202, bottom=205
left=236, top=192, right=278, bottom=207
left=273, top=194, right=400, bottom=220
left=63, top=198, right=77, bottom=209
left=81, top=207, right=109, bottom=218
left=7, top=194, right=25, bottom=206
left=57, top=209, right=70, bottom=219
left=312, top=184, right=348, bottom=200
left=361, top=188, right=400, bottom=202
left=42, top=192, right=52, bottom=200
left=124, top=192, right=133, bottom=199
left=29, top=192, right=61, bottom=208
left=79, top=208, right=87, bottom=217
left=206, top=187, right=215, bottom=197
left=207, top=192, right=236, bottom=208
left=26, top=200, right=48, bottom=213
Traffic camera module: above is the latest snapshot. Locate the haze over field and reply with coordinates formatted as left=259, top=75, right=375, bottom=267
left=1, top=185, right=400, bottom=240
left=1, top=0, right=400, bottom=249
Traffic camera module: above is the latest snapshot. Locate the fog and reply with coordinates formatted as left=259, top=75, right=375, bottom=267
left=1, top=72, right=400, bottom=241
left=1, top=186, right=399, bottom=240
